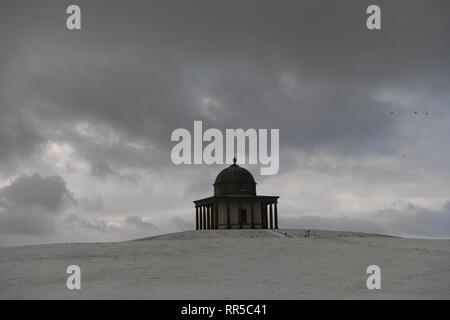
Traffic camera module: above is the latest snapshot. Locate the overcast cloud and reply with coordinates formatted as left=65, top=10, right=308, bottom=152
left=0, top=0, right=449, bottom=246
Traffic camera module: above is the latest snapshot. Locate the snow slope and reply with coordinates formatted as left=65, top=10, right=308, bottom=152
left=0, top=229, right=449, bottom=299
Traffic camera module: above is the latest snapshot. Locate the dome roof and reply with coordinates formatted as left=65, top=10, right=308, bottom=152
left=214, top=163, right=256, bottom=185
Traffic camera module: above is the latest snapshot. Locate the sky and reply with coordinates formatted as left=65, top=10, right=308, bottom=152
left=0, top=0, right=449, bottom=246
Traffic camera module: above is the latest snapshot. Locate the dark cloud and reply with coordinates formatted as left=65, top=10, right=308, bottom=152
left=0, top=1, right=449, bottom=243
left=282, top=202, right=450, bottom=238
left=281, top=214, right=385, bottom=235
left=0, top=173, right=74, bottom=235
left=90, top=162, right=116, bottom=179
left=89, top=161, right=140, bottom=185
left=64, top=214, right=158, bottom=233
left=1, top=0, right=448, bottom=175
left=77, top=195, right=104, bottom=211
left=0, top=105, right=43, bottom=174
left=62, top=214, right=160, bottom=242
left=0, top=173, right=74, bottom=212
left=125, top=215, right=158, bottom=231
left=376, top=202, right=450, bottom=238
left=168, top=216, right=194, bottom=232
left=64, top=213, right=111, bottom=233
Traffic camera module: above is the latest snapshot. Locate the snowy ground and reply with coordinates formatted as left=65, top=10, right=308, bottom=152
left=1, top=229, right=449, bottom=299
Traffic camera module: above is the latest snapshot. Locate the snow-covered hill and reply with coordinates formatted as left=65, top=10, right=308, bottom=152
left=1, top=229, right=449, bottom=299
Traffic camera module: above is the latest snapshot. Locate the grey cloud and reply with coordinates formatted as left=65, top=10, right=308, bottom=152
left=0, top=1, right=449, bottom=244
left=376, top=202, right=450, bottom=238
left=168, top=216, right=194, bottom=232
left=0, top=173, right=74, bottom=235
left=77, top=195, right=104, bottom=212
left=280, top=214, right=386, bottom=236
left=0, top=105, right=43, bottom=174
left=0, top=173, right=74, bottom=212
left=64, top=214, right=111, bottom=233
left=90, top=161, right=140, bottom=184
left=63, top=214, right=159, bottom=236
left=0, top=207, right=56, bottom=236
left=1, top=0, right=448, bottom=176
left=90, top=162, right=116, bottom=179
left=125, top=215, right=158, bottom=231
left=282, top=202, right=450, bottom=238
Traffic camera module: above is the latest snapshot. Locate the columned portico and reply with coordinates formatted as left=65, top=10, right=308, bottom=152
left=194, top=159, right=279, bottom=230
left=195, top=197, right=279, bottom=230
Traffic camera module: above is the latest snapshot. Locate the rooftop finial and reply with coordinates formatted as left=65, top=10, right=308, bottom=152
left=233, top=156, right=237, bottom=165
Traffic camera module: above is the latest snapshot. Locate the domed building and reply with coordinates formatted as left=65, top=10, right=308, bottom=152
left=194, top=158, right=279, bottom=229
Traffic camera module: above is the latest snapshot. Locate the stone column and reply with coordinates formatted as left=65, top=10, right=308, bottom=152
left=212, top=205, right=215, bottom=229
left=238, top=202, right=242, bottom=229
left=214, top=202, right=218, bottom=229
left=209, top=205, right=213, bottom=229
left=195, top=206, right=199, bottom=230
left=203, top=206, right=207, bottom=230
left=199, top=206, right=203, bottom=230
left=206, top=206, right=209, bottom=230
left=209, top=205, right=214, bottom=229
left=251, top=202, right=255, bottom=229
left=226, top=201, right=231, bottom=229
left=269, top=203, right=273, bottom=229
left=274, top=202, right=278, bottom=229
left=261, top=203, right=266, bottom=229
left=211, top=203, right=215, bottom=229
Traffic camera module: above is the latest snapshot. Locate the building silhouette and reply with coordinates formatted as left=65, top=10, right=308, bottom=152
left=194, top=157, right=279, bottom=229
